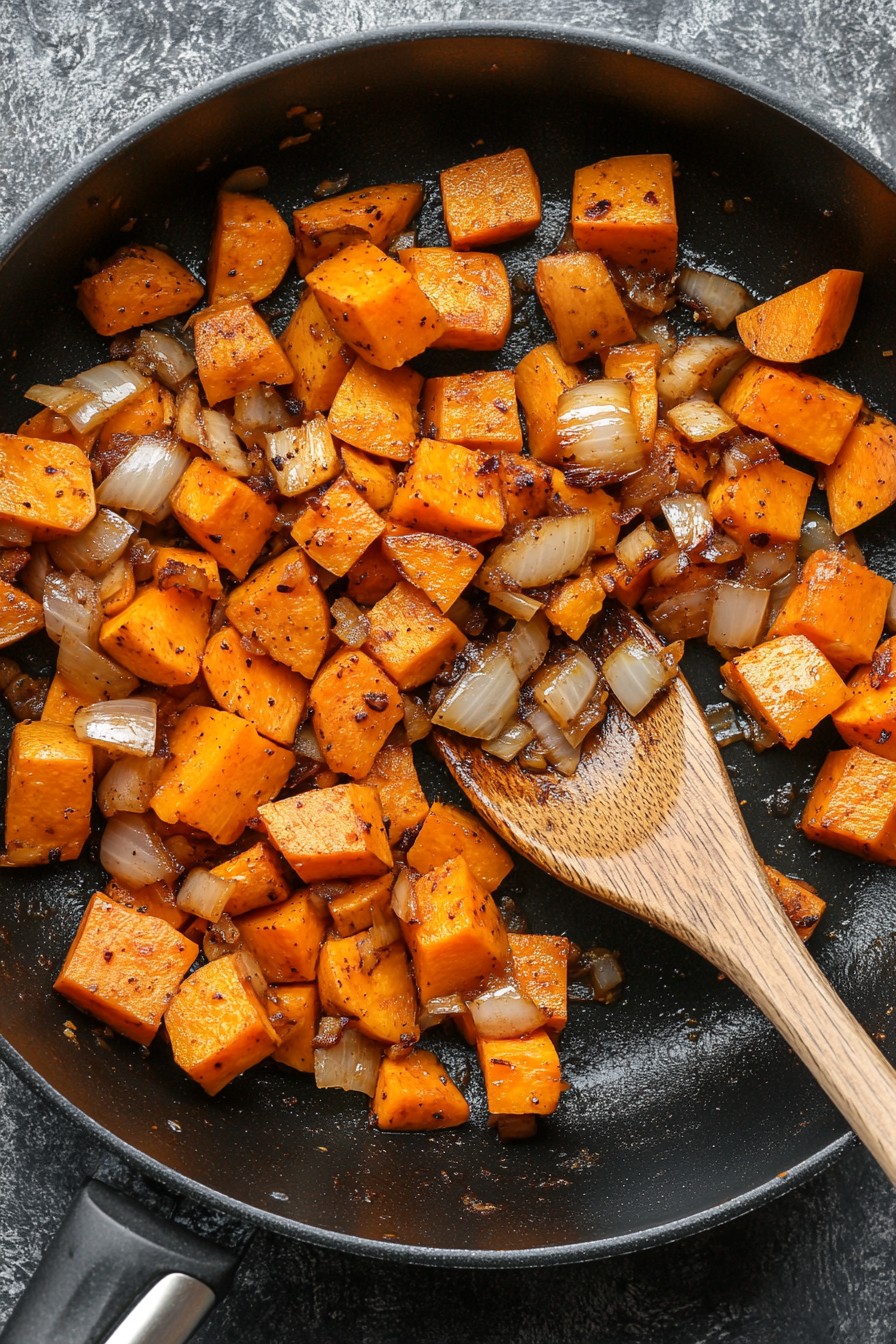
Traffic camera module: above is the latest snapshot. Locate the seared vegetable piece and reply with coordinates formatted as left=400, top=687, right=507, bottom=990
left=401, top=855, right=508, bottom=999
left=225, top=548, right=330, bottom=679
left=77, top=244, right=204, bottom=336
left=0, top=434, right=95, bottom=539
left=407, top=802, right=513, bottom=892
left=536, top=253, right=635, bottom=362
left=720, top=359, right=862, bottom=465
left=477, top=1029, right=562, bottom=1115
left=327, top=359, right=423, bottom=461
left=269, top=983, right=319, bottom=1072
left=309, top=648, right=403, bottom=777
left=515, top=342, right=585, bottom=461
left=801, top=747, right=896, bottom=863
left=202, top=626, right=308, bottom=745
left=545, top=566, right=606, bottom=641
left=422, top=370, right=523, bottom=454
left=364, top=581, right=466, bottom=690
left=826, top=413, right=896, bottom=535
left=594, top=555, right=653, bottom=608
left=3, top=722, right=93, bottom=865
left=305, top=239, right=444, bottom=371
left=572, top=153, right=678, bottom=272
left=340, top=445, right=398, bottom=513
left=153, top=547, right=223, bottom=599
left=212, top=841, right=292, bottom=917
left=152, top=706, right=295, bottom=845
left=105, top=877, right=189, bottom=931
left=96, top=381, right=174, bottom=452
left=192, top=300, right=294, bottom=405
left=768, top=550, right=892, bottom=675
left=550, top=472, right=620, bottom=553
left=440, top=149, right=541, bottom=250
left=383, top=532, right=482, bottom=614
left=318, top=933, right=418, bottom=1044
left=357, top=744, right=429, bottom=846
left=55, top=895, right=197, bottom=1044
left=736, top=269, right=863, bottom=362
left=763, top=865, right=826, bottom=941
left=497, top=454, right=553, bottom=531
left=0, top=580, right=43, bottom=648
left=292, top=477, right=386, bottom=577
left=259, top=783, right=393, bottom=882
left=833, top=636, right=896, bottom=760
left=603, top=344, right=663, bottom=449
left=400, top=248, right=512, bottom=350
left=372, top=1049, right=470, bottom=1130
left=279, top=288, right=354, bottom=414
left=721, top=635, right=849, bottom=749
left=707, top=458, right=813, bottom=545
left=165, top=954, right=281, bottom=1094
left=345, top=523, right=409, bottom=605
left=236, top=889, right=330, bottom=982
left=328, top=873, right=395, bottom=936
left=99, top=584, right=210, bottom=687
left=207, top=191, right=293, bottom=304
left=390, top=439, right=505, bottom=545
left=19, top=408, right=96, bottom=454
left=170, top=458, right=277, bottom=580
left=40, top=672, right=90, bottom=727
left=665, top=426, right=713, bottom=492
left=292, top=182, right=424, bottom=277
left=509, top=933, right=569, bottom=1033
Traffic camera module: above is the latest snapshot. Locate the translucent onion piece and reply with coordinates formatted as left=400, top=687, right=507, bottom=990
left=649, top=548, right=689, bottom=590
left=19, top=543, right=49, bottom=602
left=526, top=705, right=581, bottom=776
left=175, top=382, right=204, bottom=446
left=431, top=650, right=520, bottom=741
left=708, top=583, right=771, bottom=650
left=401, top=693, right=431, bottom=744
left=199, top=407, right=251, bottom=477
left=176, top=866, right=237, bottom=922
left=100, top=813, right=177, bottom=886
left=65, top=362, right=150, bottom=432
left=488, top=590, right=544, bottom=621
left=314, top=1027, right=381, bottom=1095
left=702, top=530, right=743, bottom=565
left=709, top=349, right=751, bottom=400
left=370, top=899, right=403, bottom=949
left=602, top=636, right=680, bottom=716
left=330, top=595, right=371, bottom=648
left=533, top=649, right=599, bottom=729
left=222, top=165, right=269, bottom=192
left=656, top=336, right=744, bottom=406
left=234, top=385, right=291, bottom=435
left=705, top=702, right=747, bottom=749
left=96, top=433, right=191, bottom=521
left=58, top=629, right=140, bottom=701
left=678, top=268, right=753, bottom=330
left=633, top=315, right=677, bottom=359
left=97, top=754, right=166, bottom=817
left=234, top=947, right=268, bottom=1002
left=666, top=397, right=737, bottom=442
left=648, top=589, right=713, bottom=641
left=766, top=571, right=799, bottom=631
left=391, top=869, right=418, bottom=923
left=482, top=514, right=595, bottom=590
left=24, top=382, right=91, bottom=417
left=661, top=492, right=715, bottom=553
left=0, top=521, right=32, bottom=546
left=43, top=570, right=103, bottom=648
left=73, top=697, right=158, bottom=756
left=799, top=509, right=840, bottom=561
left=203, top=913, right=241, bottom=962
left=418, top=992, right=467, bottom=1032
left=481, top=717, right=535, bottom=761
left=506, top=612, right=550, bottom=682
left=740, top=540, right=797, bottom=589
left=130, top=330, right=196, bottom=390
left=562, top=691, right=608, bottom=748
left=556, top=381, right=644, bottom=473
left=589, top=949, right=625, bottom=1002
left=720, top=435, right=779, bottom=478
left=615, top=520, right=662, bottom=575
left=265, top=416, right=340, bottom=496
left=48, top=508, right=135, bottom=577
left=468, top=983, right=548, bottom=1039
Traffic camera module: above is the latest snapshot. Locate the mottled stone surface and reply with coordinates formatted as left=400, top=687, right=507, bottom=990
left=3, top=1, right=896, bottom=1339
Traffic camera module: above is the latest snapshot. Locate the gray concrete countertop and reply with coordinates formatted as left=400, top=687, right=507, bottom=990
left=3, top=2, right=896, bottom=1339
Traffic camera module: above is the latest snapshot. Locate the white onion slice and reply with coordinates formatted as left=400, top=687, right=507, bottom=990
left=418, top=991, right=467, bottom=1031
left=432, top=650, right=520, bottom=741
left=602, top=636, right=681, bottom=716
left=234, top=385, right=291, bottom=434
left=24, top=383, right=91, bottom=418
left=481, top=717, right=535, bottom=761
left=176, top=866, right=237, bottom=922
left=506, top=612, right=550, bottom=682
left=616, top=520, right=662, bottom=575
left=656, top=336, right=745, bottom=406
left=43, top=570, right=103, bottom=648
left=370, top=900, right=403, bottom=949
left=222, top=165, right=269, bottom=192
left=74, top=697, right=158, bottom=756
left=100, top=813, right=177, bottom=886
left=799, top=510, right=840, bottom=561
left=678, top=268, right=753, bottom=330
left=481, top=514, right=595, bottom=590
left=708, top=583, right=771, bottom=651
left=739, top=540, right=798, bottom=589
left=314, top=1027, right=381, bottom=1095
left=391, top=869, right=418, bottom=923
left=63, top=363, right=150, bottom=432
left=648, top=588, right=714, bottom=641
left=488, top=590, right=544, bottom=621
left=175, top=382, right=204, bottom=446
left=265, top=416, right=340, bottom=496
left=526, top=705, right=581, bottom=776
left=533, top=649, right=599, bottom=729
left=48, top=508, right=136, bottom=577
left=19, top=543, right=50, bottom=602
left=330, top=595, right=371, bottom=649
left=666, top=397, right=737, bottom=442
left=661, top=493, right=715, bottom=553
left=0, top=521, right=33, bottom=546
left=633, top=316, right=677, bottom=359
left=96, top=434, right=191, bottom=522
left=199, top=407, right=251, bottom=478
left=468, top=983, right=548, bottom=1039
left=401, top=694, right=431, bottom=744
left=131, top=330, right=196, bottom=389
left=97, top=754, right=166, bottom=817
left=234, top=947, right=268, bottom=1001
left=556, top=381, right=644, bottom=473
left=58, top=629, right=140, bottom=700
left=294, top=723, right=325, bottom=763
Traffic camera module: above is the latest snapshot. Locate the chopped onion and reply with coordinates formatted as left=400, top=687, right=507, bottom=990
left=24, top=383, right=91, bottom=418
left=556, top=381, right=644, bottom=474
left=481, top=514, right=595, bottom=590
left=294, top=723, right=325, bottom=763
left=649, top=548, right=689, bottom=589
left=330, top=595, right=370, bottom=648
left=199, top=407, right=251, bottom=478
left=43, top=570, right=103, bottom=647
left=62, top=362, right=150, bottom=432
left=177, top=866, right=237, bottom=922
left=666, top=397, right=737, bottom=442
left=58, top=629, right=140, bottom=700
left=708, top=583, right=770, bottom=650
left=633, top=315, right=677, bottom=359
left=656, top=335, right=745, bottom=406
left=222, top=165, right=269, bottom=192
left=418, top=993, right=467, bottom=1032
left=488, top=590, right=544, bottom=621
left=314, top=1027, right=381, bottom=1095
left=739, top=540, right=797, bottom=588
left=203, top=913, right=241, bottom=962
left=432, top=650, right=520, bottom=741
left=602, top=635, right=682, bottom=716
left=616, top=520, right=663, bottom=575
left=370, top=899, right=403, bottom=949
left=401, top=693, right=431, bottom=744
left=130, top=330, right=196, bottom=390
left=234, top=947, right=268, bottom=1002
left=97, top=754, right=166, bottom=817
left=562, top=691, right=608, bottom=747
left=0, top=521, right=32, bottom=546
left=887, top=584, right=896, bottom=636
left=702, top=530, right=743, bottom=564
left=661, top=493, right=715, bottom=553
left=526, top=705, right=581, bottom=776
left=678, top=268, right=753, bottom=330
left=265, top=416, right=340, bottom=496
left=481, top=717, right=535, bottom=761
left=96, top=557, right=135, bottom=615
left=48, top=508, right=135, bottom=577
left=468, top=983, right=548, bottom=1039
left=799, top=509, right=840, bottom=561
left=96, top=433, right=191, bottom=521
left=533, top=649, right=599, bottom=729
left=234, top=385, right=292, bottom=436
left=647, top=588, right=713, bottom=640
left=100, top=813, right=177, bottom=886
left=506, top=612, right=550, bottom=682
left=175, top=382, right=204, bottom=446
left=720, top=434, right=779, bottom=478
left=73, top=697, right=157, bottom=756
left=705, top=702, right=747, bottom=748
left=618, top=266, right=676, bottom=315
left=709, top=349, right=751, bottom=400
left=766, top=571, right=799, bottom=631
left=391, top=869, right=418, bottom=923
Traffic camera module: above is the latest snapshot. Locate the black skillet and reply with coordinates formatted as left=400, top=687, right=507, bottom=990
left=2, top=22, right=896, bottom=1343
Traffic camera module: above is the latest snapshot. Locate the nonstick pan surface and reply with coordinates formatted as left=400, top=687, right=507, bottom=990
left=1, top=24, right=895, bottom=1267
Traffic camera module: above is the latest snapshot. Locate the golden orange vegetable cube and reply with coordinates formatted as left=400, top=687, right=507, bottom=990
left=535, top=252, right=635, bottom=363
left=344, top=524, right=408, bottom=606
left=826, top=413, right=896, bottom=536
left=96, top=381, right=173, bottom=452
left=400, top=247, right=511, bottom=351
left=0, top=580, right=43, bottom=648
left=192, top=300, right=294, bottom=406
left=212, top=841, right=292, bottom=917
left=207, top=191, right=293, bottom=304
left=202, top=626, right=308, bottom=745
left=18, top=408, right=96, bottom=455
left=356, top=744, right=429, bottom=846
left=40, top=672, right=90, bottom=727
left=328, top=873, right=394, bottom=937
left=707, top=458, right=813, bottom=545
left=440, top=149, right=541, bottom=250
left=292, top=182, right=424, bottom=277
left=545, top=566, right=606, bottom=640
left=3, top=721, right=93, bottom=865
left=279, top=287, right=355, bottom=415
left=603, top=343, right=663, bottom=449
left=225, top=547, right=331, bottom=680
left=515, top=342, right=585, bottom=461
left=801, top=747, right=896, bottom=863
left=720, top=635, right=849, bottom=749
left=421, top=370, right=523, bottom=455
left=550, top=472, right=620, bottom=554
left=259, top=783, right=393, bottom=882
left=170, top=458, right=277, bottom=580
left=291, top=476, right=386, bottom=577
left=104, top=878, right=190, bottom=932
left=736, top=269, right=863, bottom=363
left=572, top=153, right=678, bottom=272
left=0, top=434, right=95, bottom=539
left=509, top=933, right=569, bottom=1033
left=372, top=1049, right=470, bottom=1130
left=77, top=244, right=204, bottom=336
left=339, top=445, right=398, bottom=514
left=477, top=1030, right=562, bottom=1115
left=165, top=955, right=281, bottom=1095
left=764, top=865, right=826, bottom=941
left=767, top=549, right=892, bottom=675
left=309, top=648, right=403, bottom=778
left=269, top=983, right=319, bottom=1072
left=832, top=637, right=896, bottom=761
left=99, top=583, right=210, bottom=687
left=389, top=439, right=505, bottom=546
left=383, top=532, right=483, bottom=614
left=152, top=547, right=223, bottom=600
left=364, top=581, right=466, bottom=690
left=720, top=359, right=862, bottom=465
left=402, top=855, right=508, bottom=1000
left=236, top=889, right=330, bottom=982
left=326, top=359, right=423, bottom=462
left=497, top=454, right=554, bottom=531
left=318, top=932, right=418, bottom=1044
left=407, top=802, right=513, bottom=892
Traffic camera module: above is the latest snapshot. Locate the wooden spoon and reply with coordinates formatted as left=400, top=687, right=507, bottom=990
left=435, top=602, right=896, bottom=1183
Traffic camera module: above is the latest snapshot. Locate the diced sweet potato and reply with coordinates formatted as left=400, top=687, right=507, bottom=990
left=236, top=889, right=330, bottom=982
left=279, top=287, right=355, bottom=415
left=421, top=370, right=523, bottom=455
left=317, top=933, right=418, bottom=1044
left=390, top=439, right=505, bottom=545
left=826, top=413, right=896, bottom=535
left=77, top=244, right=204, bottom=336
left=0, top=434, right=95, bottom=539
left=212, top=841, right=292, bottom=917
left=509, top=933, right=569, bottom=1033
left=707, top=458, right=813, bottom=545
left=550, top=472, right=620, bottom=553
left=292, top=477, right=386, bottom=577
left=720, top=359, right=862, bottom=465
left=0, top=579, right=43, bottom=647
left=19, top=408, right=96, bottom=455
left=515, top=343, right=585, bottom=461
left=309, top=648, right=403, bottom=777
left=170, top=458, right=277, bottom=580
left=401, top=855, right=508, bottom=999
left=593, top=554, right=654, bottom=608
left=536, top=253, right=635, bottom=362
left=192, top=300, right=294, bottom=406
left=328, top=873, right=394, bottom=936
left=721, top=635, right=849, bottom=748
left=207, top=191, right=293, bottom=304
left=477, top=1029, right=562, bottom=1115
left=545, top=566, right=606, bottom=640
left=573, top=153, right=677, bottom=271
left=400, top=248, right=511, bottom=351
left=259, top=783, right=392, bottom=882
left=327, top=358, right=423, bottom=462
left=202, top=626, right=308, bottom=745
left=497, top=454, right=553, bottom=531
left=41, top=672, right=90, bottom=727
left=340, top=445, right=398, bottom=514
left=383, top=532, right=482, bottom=614
left=306, top=239, right=444, bottom=371
left=603, top=344, right=663, bottom=449
left=407, top=803, right=513, bottom=892
left=165, top=954, right=281, bottom=1094
left=293, top=182, right=424, bottom=277
left=269, top=983, right=319, bottom=1072
left=152, top=706, right=295, bottom=844
left=736, top=270, right=863, bottom=362
left=55, top=894, right=197, bottom=1045
left=356, top=744, right=429, bottom=846
left=344, top=522, right=410, bottom=606
left=801, top=747, right=896, bottom=863
left=763, top=865, right=826, bottom=941
left=440, top=149, right=541, bottom=250
left=768, top=549, right=892, bottom=674
left=99, top=583, right=210, bottom=687
left=372, top=1049, right=470, bottom=1130
left=3, top=722, right=93, bottom=865
left=364, top=581, right=466, bottom=690
left=105, top=877, right=189, bottom=931
left=97, top=381, right=173, bottom=453
left=226, top=547, right=331, bottom=680
left=152, top=547, right=223, bottom=600
left=832, top=637, right=896, bottom=761
left=665, top=425, right=712, bottom=492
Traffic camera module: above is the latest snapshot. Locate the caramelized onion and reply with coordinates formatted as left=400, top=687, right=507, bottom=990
left=314, top=1027, right=380, bottom=1095
left=96, top=433, right=191, bottom=521
left=48, top=508, right=135, bottom=577
left=100, top=814, right=177, bottom=886
left=602, top=635, right=682, bottom=716
left=74, top=697, right=157, bottom=756
left=431, top=650, right=520, bottom=741
left=678, top=269, right=753, bottom=330
left=656, top=336, right=745, bottom=406
left=468, top=983, right=548, bottom=1038
left=176, top=867, right=237, bottom=922
left=556, top=381, right=644, bottom=474
left=708, top=583, right=770, bottom=650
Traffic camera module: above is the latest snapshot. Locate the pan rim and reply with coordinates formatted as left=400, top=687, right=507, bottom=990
left=0, top=19, right=881, bottom=1264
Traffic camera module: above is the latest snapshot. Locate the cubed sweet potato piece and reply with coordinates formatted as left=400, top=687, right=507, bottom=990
left=212, top=841, right=292, bottom=917
left=293, top=182, right=424, bottom=277
left=372, top=1048, right=469, bottom=1130
left=226, top=547, right=331, bottom=680
left=364, top=581, right=466, bottom=690
left=664, top=425, right=712, bottom=492
left=707, top=458, right=813, bottom=545
left=826, top=412, right=896, bottom=535
left=77, top=244, right=204, bottom=336
left=536, top=253, right=635, bottom=363
left=422, top=370, right=523, bottom=455
left=105, top=877, right=189, bottom=931
left=326, top=358, right=423, bottom=462
left=340, top=445, right=398, bottom=514
left=99, top=583, right=210, bottom=687
left=318, top=933, right=418, bottom=1044
left=236, top=889, right=330, bottom=982
left=202, top=626, right=308, bottom=745
left=768, top=549, right=892, bottom=674
left=0, top=435, right=95, bottom=539
left=306, top=239, right=444, bottom=371
left=152, top=706, right=295, bottom=845
left=192, top=300, right=294, bottom=406
left=259, top=783, right=392, bottom=882
left=832, top=637, right=896, bottom=761
left=477, top=1030, right=562, bottom=1115
left=344, top=524, right=408, bottom=606
left=269, top=982, right=319, bottom=1072
left=328, top=873, right=394, bottom=936
left=41, top=672, right=90, bottom=727
left=96, top=381, right=174, bottom=453
left=763, top=865, right=826, bottom=941
left=279, top=287, right=355, bottom=415
left=208, top=191, right=293, bottom=304
left=509, top=933, right=569, bottom=1033
left=292, top=477, right=386, bottom=577
left=801, top=747, right=896, bottom=862
left=593, top=555, right=653, bottom=608
left=550, top=472, right=620, bottom=553
left=400, top=248, right=511, bottom=351
left=19, top=408, right=96, bottom=455
left=572, top=153, right=678, bottom=272
left=736, top=270, right=863, bottom=362
left=389, top=439, right=505, bottom=545
left=720, top=359, right=862, bottom=465
left=545, top=566, right=606, bottom=640
left=165, top=954, right=281, bottom=1094
left=407, top=802, right=513, bottom=892
left=497, top=454, right=553, bottom=531
left=3, top=722, right=93, bottom=865
left=383, top=532, right=483, bottom=614
left=55, top=894, right=197, bottom=1045
left=515, top=343, right=585, bottom=461
left=152, top=547, right=223, bottom=600
left=356, top=744, right=429, bottom=846
left=603, top=344, right=663, bottom=449
left=0, top=580, right=43, bottom=648
left=309, top=648, right=403, bottom=777
left=440, top=149, right=541, bottom=250
left=401, top=855, right=508, bottom=999
left=170, top=458, right=277, bottom=580
left=721, top=635, right=849, bottom=748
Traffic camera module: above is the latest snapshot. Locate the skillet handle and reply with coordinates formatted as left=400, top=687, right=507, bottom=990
left=0, top=1179, right=238, bottom=1344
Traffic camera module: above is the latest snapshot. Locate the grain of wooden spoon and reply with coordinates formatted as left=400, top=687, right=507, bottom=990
left=434, top=601, right=896, bottom=1184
